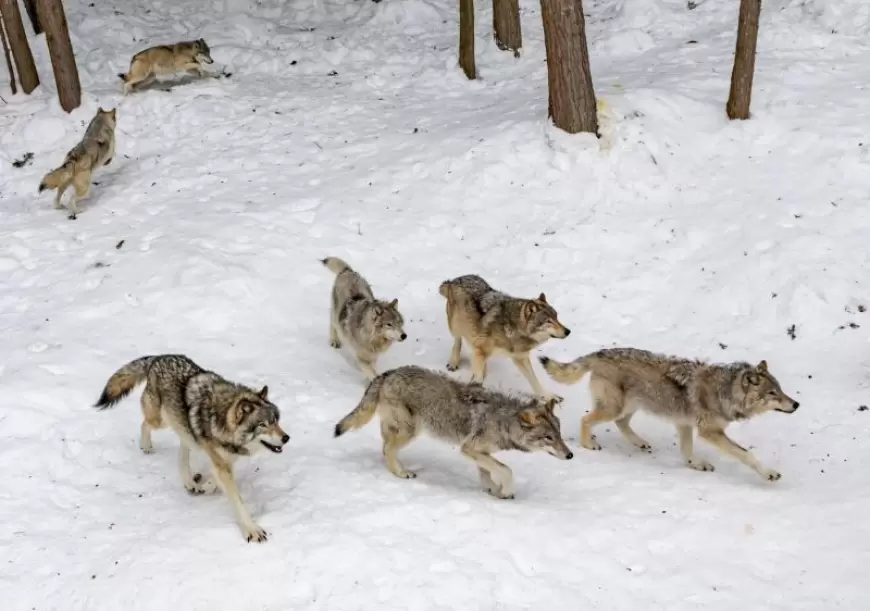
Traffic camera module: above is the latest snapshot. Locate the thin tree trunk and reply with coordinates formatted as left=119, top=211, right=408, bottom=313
left=0, top=12, right=18, bottom=94
left=459, top=0, right=476, bottom=79
left=540, top=0, right=598, bottom=135
left=36, top=0, right=80, bottom=112
left=0, top=0, right=38, bottom=93
left=23, top=0, right=41, bottom=35
left=726, top=0, right=761, bottom=120
left=493, top=0, right=521, bottom=57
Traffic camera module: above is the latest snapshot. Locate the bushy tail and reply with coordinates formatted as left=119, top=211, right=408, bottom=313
left=38, top=162, right=73, bottom=193
left=321, top=256, right=352, bottom=275
left=538, top=356, right=590, bottom=385
left=94, top=356, right=157, bottom=409
left=117, top=72, right=128, bottom=82
left=438, top=280, right=453, bottom=298
left=334, top=374, right=385, bottom=437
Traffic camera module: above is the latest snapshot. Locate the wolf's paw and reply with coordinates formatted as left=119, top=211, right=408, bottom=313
left=185, top=474, right=218, bottom=495
left=243, top=523, right=268, bottom=543
left=581, top=438, right=602, bottom=451
left=761, top=468, right=781, bottom=482
left=485, top=486, right=515, bottom=500
left=330, top=339, right=341, bottom=349
left=67, top=213, right=77, bottom=221
left=392, top=469, right=417, bottom=479
left=688, top=459, right=715, bottom=472
left=446, top=362, right=460, bottom=372
left=632, top=439, right=652, bottom=452
left=140, top=444, right=155, bottom=455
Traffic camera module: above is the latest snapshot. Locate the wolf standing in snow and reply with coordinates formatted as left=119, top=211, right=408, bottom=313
left=439, top=274, right=570, bottom=401
left=539, top=348, right=800, bottom=481
left=118, top=38, right=215, bottom=94
left=38, top=107, right=117, bottom=220
left=334, top=365, right=573, bottom=499
left=322, top=256, right=406, bottom=381
left=94, top=354, right=289, bottom=542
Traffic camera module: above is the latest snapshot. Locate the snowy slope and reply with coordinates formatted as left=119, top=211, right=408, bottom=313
left=1, top=0, right=869, bottom=608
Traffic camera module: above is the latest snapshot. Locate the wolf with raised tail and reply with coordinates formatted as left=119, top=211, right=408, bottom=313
left=94, top=354, right=289, bottom=542
left=539, top=348, right=800, bottom=481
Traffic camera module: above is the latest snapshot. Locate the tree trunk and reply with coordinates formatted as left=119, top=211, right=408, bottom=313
left=0, top=12, right=18, bottom=94
left=726, top=0, right=761, bottom=120
left=0, top=0, right=38, bottom=93
left=23, top=0, right=41, bottom=35
left=540, top=0, right=598, bottom=135
left=36, top=0, right=80, bottom=112
left=458, top=0, right=476, bottom=79
left=493, top=0, right=521, bottom=57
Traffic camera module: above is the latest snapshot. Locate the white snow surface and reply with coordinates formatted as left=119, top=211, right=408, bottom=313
left=1, top=0, right=869, bottom=608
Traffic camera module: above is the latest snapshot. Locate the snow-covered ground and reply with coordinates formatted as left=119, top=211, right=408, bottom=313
left=1, top=0, right=869, bottom=608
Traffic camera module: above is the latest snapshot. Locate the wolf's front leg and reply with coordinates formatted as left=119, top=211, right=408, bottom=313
left=512, top=355, right=562, bottom=403
left=208, top=454, right=267, bottom=542
left=699, top=428, right=780, bottom=481
left=357, top=354, right=378, bottom=382
left=462, top=446, right=514, bottom=499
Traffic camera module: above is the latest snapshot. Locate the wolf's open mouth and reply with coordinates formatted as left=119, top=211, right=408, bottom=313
left=260, top=441, right=283, bottom=453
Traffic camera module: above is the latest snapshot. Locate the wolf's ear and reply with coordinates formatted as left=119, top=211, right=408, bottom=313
left=757, top=360, right=768, bottom=373
left=543, top=397, right=559, bottom=412
left=518, top=408, right=539, bottom=427
left=258, top=385, right=269, bottom=400
left=538, top=293, right=548, bottom=303
left=234, top=400, right=254, bottom=425
left=743, top=369, right=760, bottom=387
left=523, top=301, right=539, bottom=316
left=198, top=38, right=205, bottom=44
left=388, top=298, right=398, bottom=309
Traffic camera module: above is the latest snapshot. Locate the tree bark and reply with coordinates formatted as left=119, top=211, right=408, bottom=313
left=458, top=0, right=476, bottom=79
left=0, top=12, right=18, bottom=94
left=493, top=0, right=521, bottom=57
left=540, top=0, right=598, bottom=135
left=0, top=0, right=38, bottom=93
left=726, top=0, right=761, bottom=120
left=23, top=0, right=41, bottom=35
left=36, top=0, right=80, bottom=112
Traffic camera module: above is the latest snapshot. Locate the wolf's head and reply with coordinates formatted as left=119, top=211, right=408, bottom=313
left=521, top=293, right=570, bottom=341
left=229, top=385, right=289, bottom=454
left=96, top=107, right=117, bottom=128
left=738, top=360, right=800, bottom=418
left=372, top=298, right=407, bottom=343
left=511, top=398, right=573, bottom=460
left=195, top=38, right=214, bottom=64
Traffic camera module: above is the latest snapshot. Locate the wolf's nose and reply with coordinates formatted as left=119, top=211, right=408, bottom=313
left=792, top=401, right=800, bottom=410
left=566, top=452, right=574, bottom=460
left=281, top=434, right=290, bottom=444
left=563, top=328, right=571, bottom=337
left=400, top=333, right=407, bottom=341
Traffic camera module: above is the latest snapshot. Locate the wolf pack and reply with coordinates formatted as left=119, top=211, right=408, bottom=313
left=39, top=39, right=800, bottom=543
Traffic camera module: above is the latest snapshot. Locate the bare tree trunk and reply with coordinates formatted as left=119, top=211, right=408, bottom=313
left=0, top=11, right=18, bottom=94
left=540, top=0, right=598, bottom=135
left=493, top=0, right=521, bottom=57
left=36, top=0, right=80, bottom=112
left=459, top=0, right=476, bottom=79
left=23, top=0, right=41, bottom=35
left=726, top=0, right=761, bottom=120
left=0, top=0, right=38, bottom=93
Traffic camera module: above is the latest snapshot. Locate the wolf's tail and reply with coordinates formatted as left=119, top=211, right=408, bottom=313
left=38, top=162, right=74, bottom=193
left=334, top=373, right=385, bottom=437
left=117, top=72, right=129, bottom=82
left=94, top=356, right=158, bottom=409
left=321, top=256, right=352, bottom=275
left=438, top=279, right=455, bottom=298
left=538, top=355, right=591, bottom=385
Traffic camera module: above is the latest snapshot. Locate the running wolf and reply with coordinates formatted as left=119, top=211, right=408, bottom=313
left=322, top=256, right=406, bottom=381
left=38, top=107, right=117, bottom=220
left=334, top=365, right=573, bottom=498
left=439, top=274, right=570, bottom=401
left=118, top=38, right=214, bottom=94
left=539, top=348, right=800, bottom=481
left=94, top=354, right=289, bottom=542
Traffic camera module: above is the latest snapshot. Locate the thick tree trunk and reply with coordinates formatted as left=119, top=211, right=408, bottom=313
left=0, top=0, right=38, bottom=93
left=0, top=12, right=18, bottom=94
left=458, top=0, right=476, bottom=79
left=540, top=0, right=598, bottom=135
left=493, top=0, right=521, bottom=57
left=36, top=0, right=80, bottom=112
left=726, top=0, right=761, bottom=120
left=23, top=0, right=41, bottom=35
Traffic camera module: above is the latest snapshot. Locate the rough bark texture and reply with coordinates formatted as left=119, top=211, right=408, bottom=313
left=36, top=0, right=80, bottom=112
left=493, top=0, right=521, bottom=57
left=726, top=0, right=761, bottom=120
left=540, top=0, right=598, bottom=135
left=0, top=12, right=18, bottom=94
left=458, top=0, right=476, bottom=80
left=0, top=0, right=38, bottom=93
left=23, top=0, right=41, bottom=34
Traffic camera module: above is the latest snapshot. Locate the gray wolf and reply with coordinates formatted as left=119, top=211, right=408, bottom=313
left=322, top=256, right=406, bottom=381
left=118, top=38, right=214, bottom=94
left=539, top=348, right=800, bottom=481
left=38, top=107, right=117, bottom=220
left=94, top=354, right=289, bottom=542
left=439, top=274, right=570, bottom=401
left=334, top=365, right=573, bottom=498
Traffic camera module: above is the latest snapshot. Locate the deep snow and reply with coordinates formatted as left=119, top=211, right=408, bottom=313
left=1, top=0, right=869, bottom=609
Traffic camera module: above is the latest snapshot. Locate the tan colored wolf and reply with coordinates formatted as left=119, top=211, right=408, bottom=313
left=439, top=274, right=570, bottom=401
left=94, top=354, right=289, bottom=542
left=539, top=348, right=800, bottom=481
left=118, top=38, right=214, bottom=94
left=38, top=107, right=117, bottom=220
left=322, top=256, right=406, bottom=381
left=334, top=365, right=573, bottom=499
